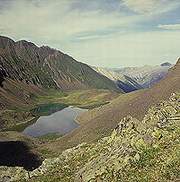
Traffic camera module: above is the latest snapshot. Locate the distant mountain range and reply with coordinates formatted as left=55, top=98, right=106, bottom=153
left=0, top=36, right=120, bottom=108
left=93, top=63, right=172, bottom=92
left=93, top=67, right=143, bottom=92
left=115, top=63, right=172, bottom=88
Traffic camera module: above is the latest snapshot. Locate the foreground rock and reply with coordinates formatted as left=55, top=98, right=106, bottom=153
left=0, top=93, right=179, bottom=181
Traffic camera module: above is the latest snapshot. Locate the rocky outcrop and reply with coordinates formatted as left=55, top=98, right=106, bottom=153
left=0, top=92, right=179, bottom=181
left=160, top=62, right=172, bottom=67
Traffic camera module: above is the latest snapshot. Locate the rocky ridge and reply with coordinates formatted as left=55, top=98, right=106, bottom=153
left=0, top=92, right=179, bottom=181
left=0, top=36, right=118, bottom=92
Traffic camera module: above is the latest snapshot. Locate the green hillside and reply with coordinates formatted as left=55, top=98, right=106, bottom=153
left=0, top=92, right=179, bottom=182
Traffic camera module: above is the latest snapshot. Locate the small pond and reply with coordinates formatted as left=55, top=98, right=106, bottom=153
left=23, top=106, right=87, bottom=137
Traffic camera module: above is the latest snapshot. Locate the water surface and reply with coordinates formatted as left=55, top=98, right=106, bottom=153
left=23, top=106, right=87, bottom=137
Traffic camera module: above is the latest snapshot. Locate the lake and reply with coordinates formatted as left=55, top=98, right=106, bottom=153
left=23, top=106, right=87, bottom=137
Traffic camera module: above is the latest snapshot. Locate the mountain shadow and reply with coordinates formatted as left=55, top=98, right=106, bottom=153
left=0, top=141, right=42, bottom=171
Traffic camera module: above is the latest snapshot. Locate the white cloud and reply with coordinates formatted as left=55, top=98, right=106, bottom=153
left=0, top=0, right=179, bottom=67
left=122, top=0, right=158, bottom=13
left=158, top=24, right=180, bottom=30
left=0, top=0, right=137, bottom=44
left=122, top=0, right=180, bottom=14
left=0, top=0, right=179, bottom=43
left=67, top=31, right=180, bottom=67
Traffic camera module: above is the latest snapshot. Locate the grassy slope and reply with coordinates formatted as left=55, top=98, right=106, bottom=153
left=0, top=78, right=46, bottom=130
left=32, top=93, right=180, bottom=181
left=1, top=93, right=178, bottom=182
left=0, top=78, right=44, bottom=109
left=43, top=59, right=180, bottom=154
left=36, top=89, right=119, bottom=109
left=0, top=89, right=119, bottom=131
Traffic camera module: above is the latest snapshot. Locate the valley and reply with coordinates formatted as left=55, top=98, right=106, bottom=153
left=0, top=36, right=179, bottom=182
left=0, top=88, right=119, bottom=131
left=41, top=58, right=180, bottom=154
left=0, top=1, right=180, bottom=181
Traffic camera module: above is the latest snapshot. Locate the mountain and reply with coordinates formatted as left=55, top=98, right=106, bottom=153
left=115, top=63, right=172, bottom=88
left=46, top=59, right=180, bottom=152
left=93, top=67, right=143, bottom=92
left=92, top=63, right=172, bottom=92
left=0, top=36, right=120, bottom=108
left=160, top=62, right=172, bottom=67
left=1, top=92, right=179, bottom=181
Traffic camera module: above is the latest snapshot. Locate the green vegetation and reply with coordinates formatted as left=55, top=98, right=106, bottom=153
left=0, top=93, right=179, bottom=182
left=35, top=89, right=118, bottom=109
left=31, top=103, right=68, bottom=116
left=0, top=109, right=35, bottom=131
left=38, top=133, right=62, bottom=141
left=35, top=90, right=67, bottom=103
left=0, top=89, right=118, bottom=131
left=3, top=117, right=38, bottom=132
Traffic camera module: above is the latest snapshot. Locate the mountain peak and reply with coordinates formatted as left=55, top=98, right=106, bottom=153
left=0, top=35, right=14, bottom=42
left=160, top=62, right=172, bottom=67
left=0, top=36, right=15, bottom=49
left=177, top=57, right=180, bottom=64
left=16, top=40, right=37, bottom=48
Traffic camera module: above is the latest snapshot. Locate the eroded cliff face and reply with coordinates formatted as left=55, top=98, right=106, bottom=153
left=0, top=36, right=118, bottom=92
left=0, top=36, right=120, bottom=111
left=0, top=92, right=179, bottom=182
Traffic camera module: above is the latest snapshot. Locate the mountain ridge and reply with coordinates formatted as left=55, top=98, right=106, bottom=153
left=0, top=36, right=121, bottom=109
left=92, top=62, right=172, bottom=92
left=0, top=35, right=119, bottom=91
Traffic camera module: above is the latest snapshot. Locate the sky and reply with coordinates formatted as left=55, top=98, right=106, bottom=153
left=0, top=0, right=180, bottom=67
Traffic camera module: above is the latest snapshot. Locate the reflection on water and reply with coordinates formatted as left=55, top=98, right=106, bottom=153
left=23, top=106, right=87, bottom=137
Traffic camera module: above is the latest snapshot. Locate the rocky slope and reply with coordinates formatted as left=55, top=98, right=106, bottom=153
left=45, top=59, right=180, bottom=153
left=0, top=36, right=120, bottom=108
left=0, top=92, right=179, bottom=181
left=115, top=63, right=172, bottom=88
left=93, top=67, right=143, bottom=92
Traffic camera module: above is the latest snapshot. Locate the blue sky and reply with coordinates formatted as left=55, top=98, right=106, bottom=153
left=0, top=0, right=180, bottom=67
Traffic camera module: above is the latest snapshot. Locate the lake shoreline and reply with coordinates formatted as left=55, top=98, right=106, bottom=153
left=22, top=106, right=87, bottom=137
